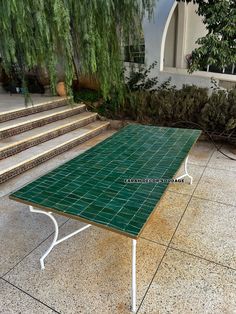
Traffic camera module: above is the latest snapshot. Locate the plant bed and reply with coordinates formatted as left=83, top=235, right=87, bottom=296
left=73, top=88, right=102, bottom=106
left=73, top=64, right=236, bottom=148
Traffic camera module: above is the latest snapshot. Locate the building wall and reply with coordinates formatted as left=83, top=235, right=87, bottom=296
left=137, top=0, right=236, bottom=89
left=164, top=6, right=177, bottom=68
left=164, top=3, right=207, bottom=69
left=142, top=0, right=176, bottom=71
left=139, top=0, right=212, bottom=88
left=185, top=3, right=207, bottom=58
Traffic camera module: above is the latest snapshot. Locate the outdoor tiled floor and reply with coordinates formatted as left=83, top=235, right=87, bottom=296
left=0, top=136, right=236, bottom=313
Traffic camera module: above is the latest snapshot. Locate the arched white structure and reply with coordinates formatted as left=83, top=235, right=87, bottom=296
left=159, top=2, right=177, bottom=71
left=141, top=0, right=213, bottom=89
left=142, top=0, right=176, bottom=70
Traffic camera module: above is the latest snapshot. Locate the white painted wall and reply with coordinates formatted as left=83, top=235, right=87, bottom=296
left=164, top=2, right=207, bottom=69
left=140, top=0, right=212, bottom=88
left=142, top=0, right=177, bottom=71
left=164, top=6, right=177, bottom=67
left=126, top=0, right=233, bottom=89
left=185, top=3, right=207, bottom=56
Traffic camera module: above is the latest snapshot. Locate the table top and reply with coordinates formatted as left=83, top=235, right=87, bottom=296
left=10, top=125, right=201, bottom=239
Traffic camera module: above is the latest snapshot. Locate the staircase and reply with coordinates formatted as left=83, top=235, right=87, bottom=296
left=0, top=97, right=110, bottom=184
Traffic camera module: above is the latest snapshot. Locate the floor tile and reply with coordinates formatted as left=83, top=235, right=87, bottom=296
left=171, top=197, right=236, bottom=269
left=188, top=141, right=215, bottom=166
left=207, top=144, right=236, bottom=171
left=139, top=249, right=236, bottom=314
left=0, top=196, right=67, bottom=276
left=141, top=191, right=190, bottom=245
left=0, top=279, right=55, bottom=314
left=4, top=220, right=166, bottom=314
left=194, top=167, right=236, bottom=206
left=168, top=164, right=205, bottom=195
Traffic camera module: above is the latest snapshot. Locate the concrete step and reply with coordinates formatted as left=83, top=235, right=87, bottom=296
left=0, top=112, right=98, bottom=159
left=0, top=103, right=86, bottom=139
left=0, top=121, right=110, bottom=184
left=0, top=129, right=116, bottom=197
left=0, top=96, right=69, bottom=123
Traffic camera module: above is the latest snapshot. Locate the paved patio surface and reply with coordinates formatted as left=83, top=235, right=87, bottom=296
left=0, top=137, right=236, bottom=313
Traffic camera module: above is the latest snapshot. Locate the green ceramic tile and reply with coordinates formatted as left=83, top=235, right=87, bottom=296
left=10, top=125, right=201, bottom=238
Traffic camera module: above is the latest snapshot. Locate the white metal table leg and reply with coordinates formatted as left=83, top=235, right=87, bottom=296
left=175, top=155, right=193, bottom=185
left=132, top=239, right=137, bottom=313
left=29, top=206, right=91, bottom=270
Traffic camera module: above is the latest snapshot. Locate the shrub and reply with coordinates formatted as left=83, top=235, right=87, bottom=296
left=74, top=88, right=102, bottom=103
left=154, top=85, right=209, bottom=125
left=93, top=61, right=236, bottom=136
left=104, top=84, right=209, bottom=125
left=201, top=88, right=236, bottom=132
left=126, top=61, right=159, bottom=92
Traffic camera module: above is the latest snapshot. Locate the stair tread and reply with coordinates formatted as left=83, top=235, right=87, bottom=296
left=0, top=95, right=66, bottom=114
left=0, top=111, right=97, bottom=149
left=0, top=121, right=109, bottom=173
left=0, top=103, right=84, bottom=131
left=0, top=129, right=115, bottom=196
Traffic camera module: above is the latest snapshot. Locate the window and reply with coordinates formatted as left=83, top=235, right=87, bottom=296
left=200, top=64, right=236, bottom=75
left=124, top=41, right=145, bottom=64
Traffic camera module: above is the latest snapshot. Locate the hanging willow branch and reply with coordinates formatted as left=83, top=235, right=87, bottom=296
left=0, top=0, right=154, bottom=99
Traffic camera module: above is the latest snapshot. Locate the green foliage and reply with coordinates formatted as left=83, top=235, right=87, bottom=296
left=98, top=80, right=236, bottom=134
left=126, top=61, right=158, bottom=92
left=122, top=84, right=209, bottom=123
left=201, top=88, right=236, bottom=132
left=74, top=89, right=101, bottom=103
left=177, top=0, right=236, bottom=72
left=0, top=1, right=154, bottom=99
left=98, top=61, right=159, bottom=117
left=155, top=85, right=209, bottom=124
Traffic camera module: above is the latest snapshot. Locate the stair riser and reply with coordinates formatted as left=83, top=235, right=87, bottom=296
left=0, top=98, right=69, bottom=123
left=0, top=106, right=85, bottom=139
left=0, top=124, right=109, bottom=184
left=0, top=115, right=97, bottom=159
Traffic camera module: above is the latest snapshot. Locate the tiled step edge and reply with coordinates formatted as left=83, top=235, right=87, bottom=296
left=0, top=104, right=86, bottom=139
left=0, top=113, right=98, bottom=159
left=0, top=97, right=70, bottom=123
left=0, top=122, right=110, bottom=184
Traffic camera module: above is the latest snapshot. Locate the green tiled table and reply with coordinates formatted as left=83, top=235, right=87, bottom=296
left=10, top=124, right=201, bottom=312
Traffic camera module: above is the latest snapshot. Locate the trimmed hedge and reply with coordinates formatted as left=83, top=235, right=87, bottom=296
left=73, top=82, right=236, bottom=135
left=98, top=85, right=236, bottom=134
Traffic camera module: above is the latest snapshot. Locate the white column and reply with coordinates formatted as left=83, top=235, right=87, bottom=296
left=175, top=2, right=188, bottom=68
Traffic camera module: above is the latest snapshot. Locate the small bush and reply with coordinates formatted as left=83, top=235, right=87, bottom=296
left=74, top=88, right=102, bottom=103
left=88, top=61, right=236, bottom=135
left=201, top=88, right=236, bottom=132
left=98, top=83, right=236, bottom=135
left=154, top=85, right=209, bottom=125
left=126, top=61, right=159, bottom=92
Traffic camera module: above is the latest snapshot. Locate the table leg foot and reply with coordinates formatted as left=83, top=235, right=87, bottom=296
left=175, top=155, right=193, bottom=185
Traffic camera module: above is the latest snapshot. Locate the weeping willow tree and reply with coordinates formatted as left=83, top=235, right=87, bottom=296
left=0, top=0, right=154, bottom=100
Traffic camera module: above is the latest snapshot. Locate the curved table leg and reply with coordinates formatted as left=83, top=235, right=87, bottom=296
left=175, top=155, right=193, bottom=185
left=29, top=206, right=91, bottom=270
